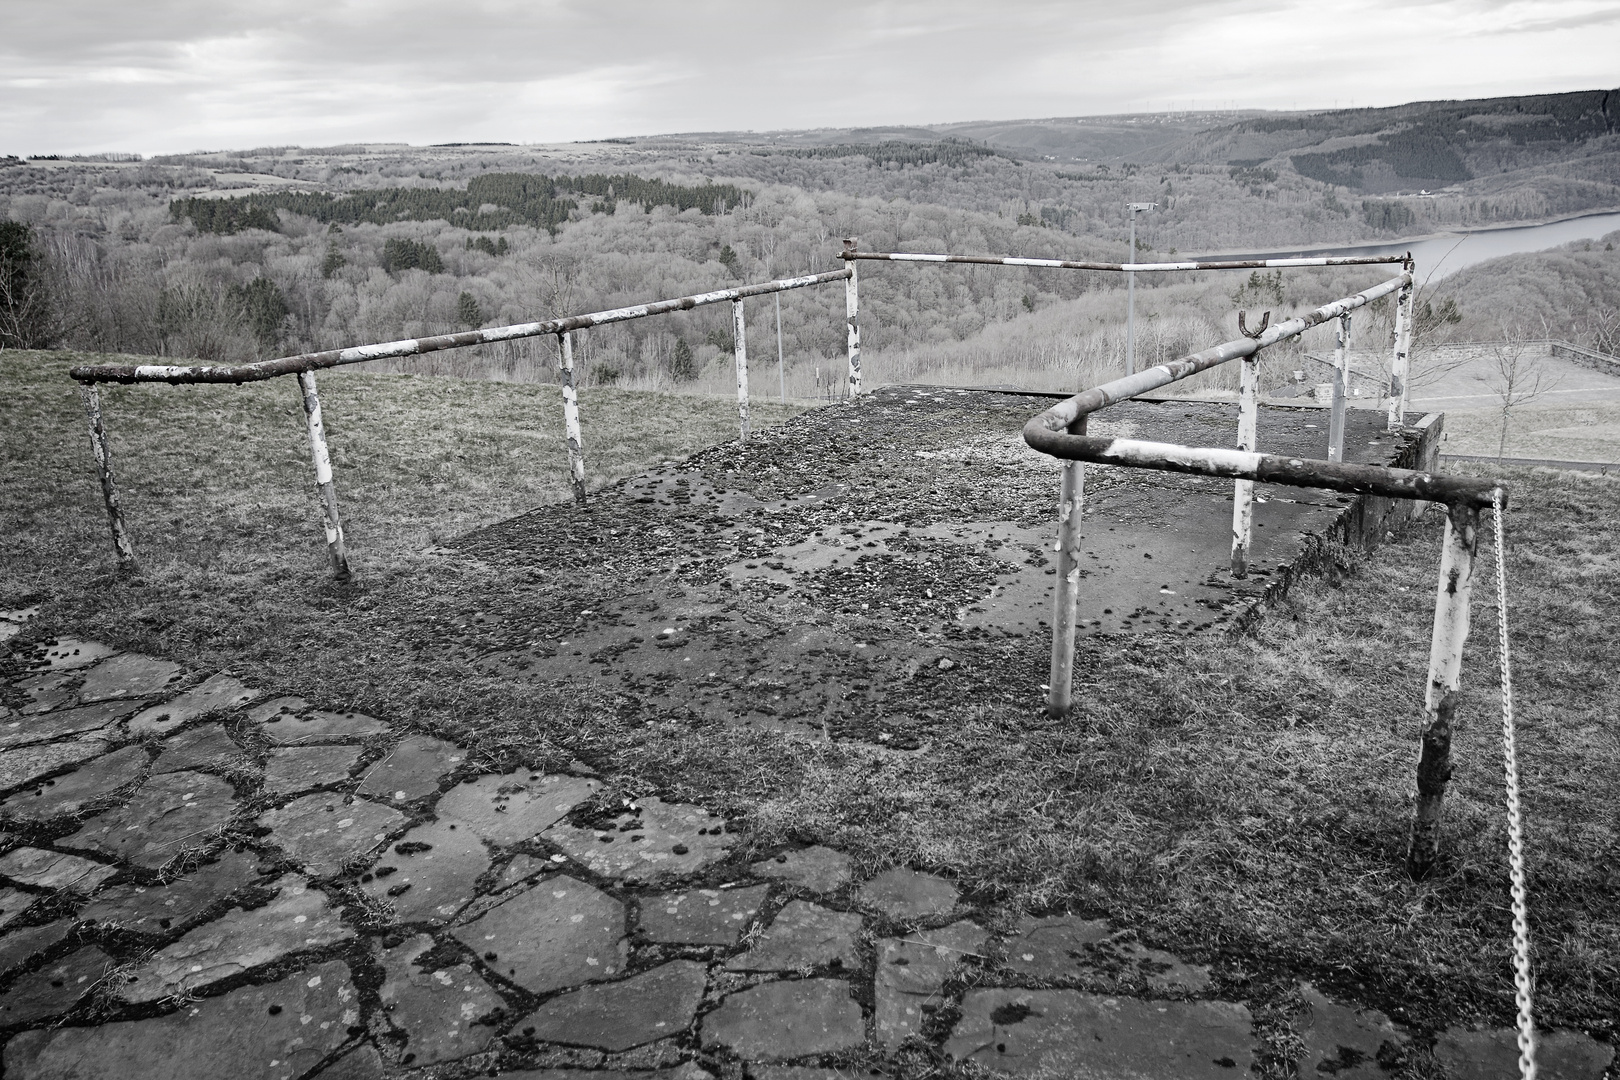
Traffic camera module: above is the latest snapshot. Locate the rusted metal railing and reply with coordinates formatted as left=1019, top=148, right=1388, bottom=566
left=70, top=269, right=850, bottom=574
left=1022, top=274, right=1506, bottom=879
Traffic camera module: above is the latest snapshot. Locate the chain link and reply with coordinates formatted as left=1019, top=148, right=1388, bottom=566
left=1493, top=490, right=1537, bottom=1080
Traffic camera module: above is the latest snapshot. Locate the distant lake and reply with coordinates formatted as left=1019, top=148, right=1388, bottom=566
left=1198, top=210, right=1620, bottom=281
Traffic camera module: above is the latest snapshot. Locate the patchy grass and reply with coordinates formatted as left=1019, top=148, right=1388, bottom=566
left=1444, top=400, right=1620, bottom=462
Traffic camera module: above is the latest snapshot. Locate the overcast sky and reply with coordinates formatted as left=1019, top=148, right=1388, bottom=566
left=4, top=0, right=1618, bottom=156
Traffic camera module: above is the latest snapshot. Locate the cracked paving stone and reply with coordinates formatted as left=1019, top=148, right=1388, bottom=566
left=855, top=867, right=958, bottom=921
left=0, top=846, right=117, bottom=893
left=0, top=700, right=138, bottom=749
left=496, top=853, right=550, bottom=891
left=257, top=793, right=405, bottom=877
left=543, top=796, right=734, bottom=884
left=1294, top=983, right=1410, bottom=1079
left=0, top=888, right=36, bottom=928
left=0, top=945, right=115, bottom=1024
left=6, top=959, right=363, bottom=1080
left=750, top=846, right=852, bottom=894
left=26, top=639, right=118, bottom=672
left=876, top=920, right=988, bottom=1048
left=0, top=739, right=115, bottom=799
left=1435, top=1027, right=1614, bottom=1080
left=154, top=724, right=244, bottom=774
left=360, top=817, right=490, bottom=923
left=436, top=771, right=599, bottom=846
left=1001, top=915, right=1211, bottom=993
left=0, top=744, right=147, bottom=822
left=78, top=850, right=266, bottom=934
left=701, top=979, right=864, bottom=1061
left=263, top=745, right=364, bottom=795
left=641, top=884, right=768, bottom=945
left=128, top=673, right=259, bottom=735
left=18, top=672, right=77, bottom=714
left=62, top=769, right=238, bottom=869
left=946, top=989, right=1254, bottom=1078
left=451, top=874, right=626, bottom=993
left=119, top=874, right=353, bottom=1003
left=521, top=958, right=706, bottom=1052
left=725, top=901, right=861, bottom=972
left=258, top=706, right=388, bottom=744
left=752, top=1069, right=868, bottom=1080
left=76, top=654, right=184, bottom=703
left=0, top=918, right=75, bottom=975
left=375, top=933, right=503, bottom=1067
left=354, top=734, right=464, bottom=802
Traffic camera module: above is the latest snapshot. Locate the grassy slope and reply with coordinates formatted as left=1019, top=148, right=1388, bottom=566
left=2, top=352, right=1615, bottom=1057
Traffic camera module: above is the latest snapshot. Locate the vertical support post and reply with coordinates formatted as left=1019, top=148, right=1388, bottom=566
left=296, top=369, right=351, bottom=579
left=775, top=292, right=786, bottom=402
left=1328, top=312, right=1352, bottom=462
left=1388, top=262, right=1414, bottom=430
left=79, top=383, right=137, bottom=569
left=733, top=298, right=750, bottom=440
left=558, top=332, right=586, bottom=503
left=1126, top=214, right=1137, bottom=376
left=1047, top=416, right=1087, bottom=718
left=1230, top=352, right=1260, bottom=577
left=843, top=238, right=861, bottom=398
left=1407, top=501, right=1481, bottom=879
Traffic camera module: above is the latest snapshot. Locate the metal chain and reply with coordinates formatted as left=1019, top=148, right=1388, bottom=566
left=1493, top=490, right=1537, bottom=1080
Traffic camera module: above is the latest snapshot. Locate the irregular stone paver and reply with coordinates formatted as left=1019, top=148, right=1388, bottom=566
left=17, top=672, right=75, bottom=714
left=1002, top=915, right=1211, bottom=992
left=27, top=639, right=117, bottom=672
left=437, top=771, right=600, bottom=846
left=0, top=946, right=115, bottom=1024
left=876, top=920, right=989, bottom=1048
left=244, top=695, right=307, bottom=725
left=354, top=734, right=464, bottom=802
left=946, top=989, right=1254, bottom=1078
left=1294, top=983, right=1409, bottom=1078
left=0, top=887, right=35, bottom=928
left=375, top=933, right=503, bottom=1067
left=751, top=846, right=853, bottom=894
left=5, top=959, right=362, bottom=1080
left=522, top=958, right=706, bottom=1051
left=361, top=818, right=490, bottom=922
left=726, top=900, right=862, bottom=972
left=0, top=744, right=145, bottom=820
left=498, top=853, right=551, bottom=890
left=62, top=770, right=237, bottom=869
left=451, top=874, right=626, bottom=993
left=317, top=1043, right=386, bottom=1080
left=856, top=867, right=958, bottom=920
left=263, top=745, right=363, bottom=794
left=0, top=739, right=113, bottom=797
left=261, top=707, right=388, bottom=744
left=76, top=654, right=184, bottom=703
left=1435, top=1026, right=1614, bottom=1080
left=641, top=884, right=768, bottom=945
left=753, top=1070, right=866, bottom=1080
left=701, top=979, right=864, bottom=1061
left=0, top=700, right=136, bottom=749
left=257, top=793, right=405, bottom=877
left=153, top=724, right=243, bottom=774
left=127, top=673, right=259, bottom=735
left=120, top=874, right=353, bottom=1002
left=0, top=918, right=74, bottom=975
left=543, top=796, right=733, bottom=884
left=78, top=850, right=265, bottom=933
left=0, top=847, right=117, bottom=893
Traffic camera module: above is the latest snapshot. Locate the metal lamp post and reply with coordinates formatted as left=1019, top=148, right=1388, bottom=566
left=1125, top=202, right=1157, bottom=376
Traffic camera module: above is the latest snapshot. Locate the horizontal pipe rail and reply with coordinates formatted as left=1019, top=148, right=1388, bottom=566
left=70, top=269, right=852, bottom=386
left=841, top=251, right=1409, bottom=273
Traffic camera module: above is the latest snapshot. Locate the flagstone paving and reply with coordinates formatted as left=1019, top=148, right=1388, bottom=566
left=0, top=632, right=1611, bottom=1078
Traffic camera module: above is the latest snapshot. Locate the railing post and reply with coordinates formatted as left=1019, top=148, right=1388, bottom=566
left=1407, top=500, right=1481, bottom=879
left=1230, top=352, right=1260, bottom=576
left=1388, top=261, right=1414, bottom=430
left=1047, top=416, right=1087, bottom=718
left=558, top=331, right=586, bottom=502
left=79, top=383, right=137, bottom=570
left=843, top=238, right=861, bottom=397
left=295, top=370, right=351, bottom=579
left=733, top=297, right=750, bottom=439
left=1328, top=312, right=1352, bottom=462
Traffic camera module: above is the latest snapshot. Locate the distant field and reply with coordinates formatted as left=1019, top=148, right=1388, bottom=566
left=1443, top=401, right=1620, bottom=462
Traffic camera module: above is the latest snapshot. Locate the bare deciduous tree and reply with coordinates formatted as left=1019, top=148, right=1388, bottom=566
left=1485, top=324, right=1561, bottom=459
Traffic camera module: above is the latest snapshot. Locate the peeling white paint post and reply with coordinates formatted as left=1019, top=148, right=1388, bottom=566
left=1328, top=312, right=1352, bottom=462
left=843, top=238, right=861, bottom=397
left=1047, top=417, right=1088, bottom=717
left=775, top=292, right=786, bottom=402
left=733, top=298, right=750, bottom=439
left=1407, top=500, right=1483, bottom=879
left=295, top=370, right=351, bottom=579
left=1388, top=262, right=1415, bottom=429
left=1230, top=350, right=1260, bottom=576
left=79, top=383, right=137, bottom=569
left=558, top=331, right=586, bottom=502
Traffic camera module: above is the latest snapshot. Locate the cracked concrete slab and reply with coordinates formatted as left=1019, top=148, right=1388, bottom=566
left=701, top=979, right=865, bottom=1061
left=263, top=745, right=363, bottom=795
left=876, top=920, right=988, bottom=1048
left=751, top=846, right=852, bottom=894
left=0, top=744, right=147, bottom=821
left=542, top=797, right=734, bottom=884
left=354, top=734, right=464, bottom=803
left=62, top=770, right=238, bottom=869
left=375, top=934, right=503, bottom=1067
left=436, top=772, right=599, bottom=846
left=76, top=655, right=184, bottom=704
left=451, top=874, right=626, bottom=993
left=360, top=818, right=490, bottom=923
left=725, top=901, right=862, bottom=972
left=521, top=958, right=707, bottom=1052
left=78, top=850, right=266, bottom=934
left=257, top=793, right=405, bottom=877
left=127, top=673, right=259, bottom=735
left=640, top=884, right=768, bottom=945
left=0, top=847, right=117, bottom=893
